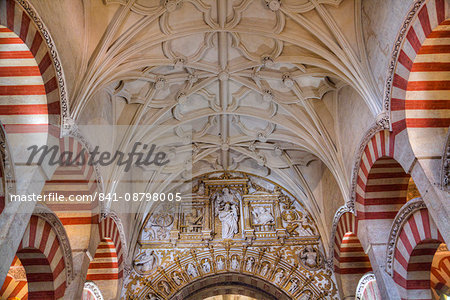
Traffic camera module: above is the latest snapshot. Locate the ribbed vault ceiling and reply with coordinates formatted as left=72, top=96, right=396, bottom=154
left=68, top=0, right=379, bottom=247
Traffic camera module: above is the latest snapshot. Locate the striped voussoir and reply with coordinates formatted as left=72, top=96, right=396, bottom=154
left=334, top=212, right=372, bottom=275
left=355, top=130, right=410, bottom=222
left=86, top=238, right=118, bottom=282
left=361, top=279, right=381, bottom=299
left=15, top=215, right=67, bottom=299
left=391, top=0, right=449, bottom=134
left=86, top=217, right=123, bottom=286
left=41, top=136, right=99, bottom=226
left=392, top=208, right=445, bottom=300
left=0, top=0, right=61, bottom=135
left=0, top=256, right=28, bottom=299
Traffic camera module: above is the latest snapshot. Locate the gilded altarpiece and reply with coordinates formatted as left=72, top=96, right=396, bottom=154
left=124, top=172, right=338, bottom=299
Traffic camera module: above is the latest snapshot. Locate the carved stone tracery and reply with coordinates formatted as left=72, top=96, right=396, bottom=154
left=128, top=171, right=335, bottom=299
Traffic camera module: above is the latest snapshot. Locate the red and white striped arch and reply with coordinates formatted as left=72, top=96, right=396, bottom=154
left=391, top=0, right=449, bottom=133
left=355, top=130, right=412, bottom=235
left=82, top=281, right=104, bottom=300
left=41, top=136, right=100, bottom=226
left=98, top=216, right=124, bottom=279
left=0, top=0, right=63, bottom=134
left=0, top=255, right=28, bottom=299
left=15, top=214, right=69, bottom=299
left=333, top=210, right=372, bottom=298
left=85, top=215, right=126, bottom=299
left=391, top=207, right=445, bottom=299
left=355, top=273, right=381, bottom=300
left=334, top=212, right=371, bottom=275
left=389, top=0, right=449, bottom=191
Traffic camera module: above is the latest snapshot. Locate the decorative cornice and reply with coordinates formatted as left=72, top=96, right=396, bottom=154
left=15, top=0, right=70, bottom=134
left=385, top=197, right=426, bottom=276
left=327, top=205, right=353, bottom=268
left=355, top=272, right=376, bottom=300
left=383, top=0, right=426, bottom=113
left=349, top=122, right=385, bottom=210
left=440, top=128, right=450, bottom=191
left=33, top=204, right=74, bottom=285
left=83, top=281, right=104, bottom=300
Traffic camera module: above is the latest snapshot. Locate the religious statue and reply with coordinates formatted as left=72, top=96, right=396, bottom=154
left=214, top=188, right=239, bottom=239
left=288, top=278, right=299, bottom=293
left=300, top=245, right=319, bottom=268
left=172, top=272, right=183, bottom=285
left=273, top=269, right=285, bottom=285
left=217, top=257, right=225, bottom=270
left=186, top=263, right=198, bottom=278
left=141, top=211, right=174, bottom=241
left=146, top=293, right=160, bottom=300
left=251, top=206, right=274, bottom=225
left=282, top=210, right=315, bottom=236
left=160, top=281, right=171, bottom=294
left=185, top=209, right=203, bottom=233
left=197, top=182, right=205, bottom=195
left=260, top=263, right=269, bottom=277
left=299, top=291, right=312, bottom=300
left=202, top=259, right=211, bottom=273
left=246, top=257, right=255, bottom=272
left=134, top=250, right=158, bottom=273
left=231, top=256, right=240, bottom=270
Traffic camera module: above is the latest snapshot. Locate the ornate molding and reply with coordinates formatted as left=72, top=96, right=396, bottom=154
left=355, top=272, right=377, bottom=300
left=440, top=128, right=450, bottom=191
left=385, top=197, right=426, bottom=276
left=383, top=0, right=426, bottom=113
left=83, top=281, right=104, bottom=300
left=33, top=204, right=74, bottom=285
left=349, top=122, right=385, bottom=210
left=106, top=210, right=129, bottom=270
left=126, top=245, right=338, bottom=299
left=15, top=0, right=70, bottom=133
left=327, top=205, right=354, bottom=268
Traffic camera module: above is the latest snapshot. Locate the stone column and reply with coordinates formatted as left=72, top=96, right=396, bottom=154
left=274, top=198, right=286, bottom=238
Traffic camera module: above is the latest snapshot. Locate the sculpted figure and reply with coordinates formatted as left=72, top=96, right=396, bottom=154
left=202, top=259, right=211, bottom=273
left=146, top=293, right=160, bottom=300
left=300, top=245, right=318, bottom=268
left=260, top=263, right=269, bottom=276
left=142, top=212, right=174, bottom=240
left=160, top=281, right=171, bottom=294
left=214, top=188, right=239, bottom=239
left=274, top=269, right=285, bottom=285
left=197, top=182, right=205, bottom=195
left=134, top=250, right=158, bottom=272
left=186, top=263, right=198, bottom=278
left=246, top=257, right=255, bottom=272
left=231, top=256, right=240, bottom=270
left=251, top=206, right=274, bottom=225
left=288, top=278, right=299, bottom=293
left=172, top=272, right=183, bottom=285
left=216, top=257, right=225, bottom=270
left=185, top=209, right=203, bottom=232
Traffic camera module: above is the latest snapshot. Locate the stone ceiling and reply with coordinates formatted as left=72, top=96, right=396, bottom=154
left=65, top=0, right=381, bottom=255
